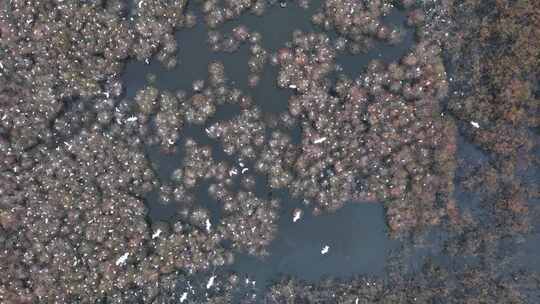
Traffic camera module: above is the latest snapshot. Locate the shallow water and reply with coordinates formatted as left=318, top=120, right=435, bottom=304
left=120, top=0, right=540, bottom=300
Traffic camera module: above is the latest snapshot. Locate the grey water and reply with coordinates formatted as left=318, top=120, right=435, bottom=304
left=120, top=0, right=436, bottom=289
left=229, top=202, right=396, bottom=283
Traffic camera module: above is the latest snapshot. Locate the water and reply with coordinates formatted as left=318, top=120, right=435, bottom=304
left=336, top=9, right=415, bottom=79
left=121, top=0, right=429, bottom=293
left=230, top=202, right=396, bottom=284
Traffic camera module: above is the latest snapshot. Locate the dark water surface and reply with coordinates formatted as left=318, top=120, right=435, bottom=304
left=229, top=202, right=396, bottom=283
left=121, top=0, right=425, bottom=290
